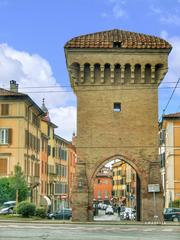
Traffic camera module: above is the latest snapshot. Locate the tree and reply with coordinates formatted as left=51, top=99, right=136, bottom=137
left=10, top=163, right=28, bottom=203
left=0, top=178, right=12, bottom=205
left=0, top=164, right=28, bottom=205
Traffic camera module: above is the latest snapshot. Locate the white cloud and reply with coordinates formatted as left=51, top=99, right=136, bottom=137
left=0, top=43, right=77, bottom=140
left=150, top=3, right=180, bottom=26
left=49, top=106, right=77, bottom=141
left=160, top=14, right=180, bottom=26
left=101, top=0, right=128, bottom=19
left=150, top=5, right=162, bottom=14
left=112, top=5, right=127, bottom=18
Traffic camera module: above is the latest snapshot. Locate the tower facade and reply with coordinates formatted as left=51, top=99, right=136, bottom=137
left=65, top=29, right=171, bottom=221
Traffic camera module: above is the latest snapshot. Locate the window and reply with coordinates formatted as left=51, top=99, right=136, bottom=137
left=0, top=128, right=12, bottom=145
left=98, top=191, right=101, bottom=199
left=97, top=179, right=101, bottom=184
left=0, top=158, right=7, bottom=176
left=1, top=104, right=9, bottom=115
left=113, top=102, right=121, bottom=112
left=113, top=41, right=122, bottom=48
left=104, top=190, right=108, bottom=198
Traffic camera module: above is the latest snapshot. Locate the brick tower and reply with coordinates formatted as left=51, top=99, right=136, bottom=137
left=64, top=29, right=172, bottom=221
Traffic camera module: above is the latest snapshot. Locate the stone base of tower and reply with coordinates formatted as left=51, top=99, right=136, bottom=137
left=141, top=192, right=163, bottom=222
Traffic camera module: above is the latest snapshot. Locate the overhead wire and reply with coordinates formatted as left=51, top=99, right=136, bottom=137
left=159, top=78, right=180, bottom=122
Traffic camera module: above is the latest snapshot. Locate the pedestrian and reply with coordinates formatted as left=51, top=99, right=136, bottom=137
left=117, top=205, right=121, bottom=216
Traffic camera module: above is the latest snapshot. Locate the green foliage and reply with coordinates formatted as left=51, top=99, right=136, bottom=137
left=17, top=201, right=36, bottom=217
left=0, top=178, right=13, bottom=205
left=10, top=163, right=28, bottom=202
left=0, top=164, right=28, bottom=205
left=35, top=207, right=47, bottom=218
left=170, top=199, right=180, bottom=208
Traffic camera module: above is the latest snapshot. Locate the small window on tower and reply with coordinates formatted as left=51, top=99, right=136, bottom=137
left=114, top=102, right=121, bottom=112
left=113, top=41, right=122, bottom=48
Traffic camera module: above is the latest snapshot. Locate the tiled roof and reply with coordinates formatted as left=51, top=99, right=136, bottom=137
left=0, top=88, right=26, bottom=96
left=163, top=112, right=180, bottom=118
left=65, top=29, right=172, bottom=49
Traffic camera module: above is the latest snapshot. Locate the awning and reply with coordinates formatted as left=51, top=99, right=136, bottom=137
left=43, top=196, right=51, bottom=206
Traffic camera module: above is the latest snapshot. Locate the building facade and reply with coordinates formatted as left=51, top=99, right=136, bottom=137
left=0, top=81, right=77, bottom=210
left=112, top=161, right=136, bottom=208
left=0, top=80, right=44, bottom=206
left=160, top=112, right=180, bottom=207
left=93, top=166, right=113, bottom=204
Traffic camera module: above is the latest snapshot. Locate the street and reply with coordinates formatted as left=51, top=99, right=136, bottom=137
left=0, top=222, right=179, bottom=240
left=94, top=209, right=120, bottom=221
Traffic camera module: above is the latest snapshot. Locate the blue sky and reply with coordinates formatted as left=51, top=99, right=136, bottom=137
left=0, top=0, right=179, bottom=140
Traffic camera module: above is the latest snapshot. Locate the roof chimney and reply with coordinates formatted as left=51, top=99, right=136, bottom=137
left=10, top=80, right=18, bottom=92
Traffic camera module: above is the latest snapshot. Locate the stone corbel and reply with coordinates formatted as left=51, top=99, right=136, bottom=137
left=80, top=65, right=84, bottom=83
left=100, top=65, right=104, bottom=83
left=110, top=65, right=114, bottom=83
left=130, top=66, right=135, bottom=83
left=121, top=65, right=125, bottom=83
left=151, top=65, right=155, bottom=83
left=141, top=65, right=145, bottom=83
left=90, top=65, right=94, bottom=83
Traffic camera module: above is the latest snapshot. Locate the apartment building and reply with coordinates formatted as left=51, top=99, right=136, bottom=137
left=160, top=112, right=180, bottom=207
left=112, top=160, right=136, bottom=207
left=0, top=81, right=77, bottom=210
left=0, top=80, right=44, bottom=205
left=93, top=166, right=113, bottom=204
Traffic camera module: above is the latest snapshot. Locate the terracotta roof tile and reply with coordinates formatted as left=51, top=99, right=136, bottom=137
left=163, top=112, right=180, bottom=118
left=0, top=88, right=26, bottom=96
left=65, top=29, right=172, bottom=50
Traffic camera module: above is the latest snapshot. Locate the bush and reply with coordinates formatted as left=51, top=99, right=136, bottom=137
left=170, top=200, right=180, bottom=208
left=35, top=207, right=47, bottom=218
left=17, top=201, right=36, bottom=217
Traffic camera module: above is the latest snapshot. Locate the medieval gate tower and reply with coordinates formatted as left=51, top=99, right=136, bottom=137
left=65, top=29, right=171, bottom=221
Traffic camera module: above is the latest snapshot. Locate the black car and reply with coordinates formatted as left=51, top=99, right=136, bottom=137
left=163, top=208, right=180, bottom=222
left=48, top=208, right=72, bottom=220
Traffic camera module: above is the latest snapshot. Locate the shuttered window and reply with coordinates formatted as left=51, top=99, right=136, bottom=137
left=1, top=104, right=9, bottom=115
left=0, top=128, right=12, bottom=145
left=0, top=159, right=7, bottom=176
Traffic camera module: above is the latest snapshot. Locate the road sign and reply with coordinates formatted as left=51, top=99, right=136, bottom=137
left=148, top=184, right=160, bottom=193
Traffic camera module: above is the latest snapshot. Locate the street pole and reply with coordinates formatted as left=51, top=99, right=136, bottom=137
left=153, top=191, right=157, bottom=220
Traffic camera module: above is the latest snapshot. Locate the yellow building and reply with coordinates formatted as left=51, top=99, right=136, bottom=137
left=112, top=161, right=126, bottom=204
left=53, top=135, right=69, bottom=210
left=112, top=160, right=136, bottom=207
left=0, top=80, right=44, bottom=205
left=160, top=112, right=180, bottom=207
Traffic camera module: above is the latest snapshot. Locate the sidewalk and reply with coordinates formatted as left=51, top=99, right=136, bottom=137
left=0, top=217, right=179, bottom=226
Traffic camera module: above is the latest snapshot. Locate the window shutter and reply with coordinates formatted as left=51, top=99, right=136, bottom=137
left=0, top=159, right=7, bottom=175
left=8, top=129, right=12, bottom=144
left=25, top=130, right=28, bottom=147
left=1, top=104, right=9, bottom=115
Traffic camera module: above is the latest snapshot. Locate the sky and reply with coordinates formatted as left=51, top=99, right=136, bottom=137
left=0, top=0, right=179, bottom=140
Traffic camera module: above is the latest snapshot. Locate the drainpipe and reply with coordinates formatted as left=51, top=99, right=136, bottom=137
left=26, top=104, right=33, bottom=202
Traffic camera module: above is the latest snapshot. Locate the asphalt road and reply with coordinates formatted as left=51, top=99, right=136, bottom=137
left=0, top=223, right=180, bottom=240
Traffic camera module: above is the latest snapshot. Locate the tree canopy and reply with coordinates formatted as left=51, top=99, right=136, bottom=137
left=0, top=164, right=28, bottom=205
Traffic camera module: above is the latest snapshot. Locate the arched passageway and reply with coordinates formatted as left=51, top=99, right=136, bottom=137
left=90, top=155, right=141, bottom=221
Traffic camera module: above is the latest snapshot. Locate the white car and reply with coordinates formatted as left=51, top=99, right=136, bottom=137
left=105, top=205, right=114, bottom=215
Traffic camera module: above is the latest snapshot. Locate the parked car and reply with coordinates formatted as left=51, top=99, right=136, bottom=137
left=48, top=208, right=72, bottom=220
left=105, top=205, right=114, bottom=215
left=163, top=208, right=180, bottom=222
left=0, top=201, right=16, bottom=215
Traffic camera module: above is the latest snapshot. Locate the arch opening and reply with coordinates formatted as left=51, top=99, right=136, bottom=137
left=91, top=155, right=141, bottom=222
